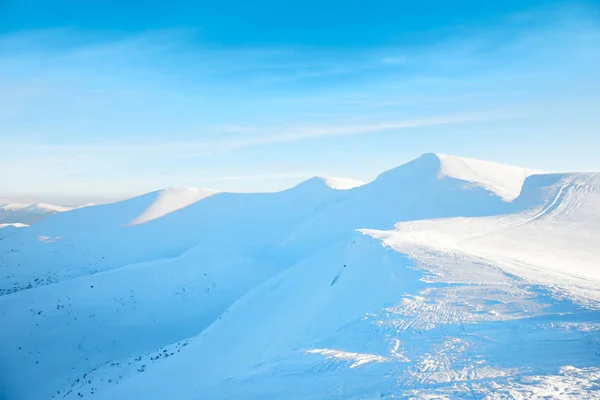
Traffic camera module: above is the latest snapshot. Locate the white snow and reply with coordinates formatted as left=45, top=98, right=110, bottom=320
left=127, top=187, right=217, bottom=225
left=0, top=202, right=72, bottom=213
left=320, top=176, right=366, bottom=190
left=305, top=348, right=390, bottom=368
left=436, top=153, right=541, bottom=201
left=364, top=172, right=600, bottom=304
left=0, top=222, right=28, bottom=228
left=0, top=153, right=599, bottom=400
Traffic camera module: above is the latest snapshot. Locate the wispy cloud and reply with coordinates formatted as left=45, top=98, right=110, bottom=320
left=183, top=110, right=522, bottom=155
left=0, top=110, right=521, bottom=158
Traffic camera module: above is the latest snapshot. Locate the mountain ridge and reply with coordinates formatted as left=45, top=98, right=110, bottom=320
left=1, top=153, right=599, bottom=400
left=0, top=202, right=74, bottom=225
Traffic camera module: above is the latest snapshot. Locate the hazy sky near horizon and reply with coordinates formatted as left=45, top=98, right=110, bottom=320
left=1, top=0, right=600, bottom=205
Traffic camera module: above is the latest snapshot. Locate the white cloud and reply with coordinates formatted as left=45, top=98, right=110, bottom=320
left=180, top=110, right=523, bottom=156
left=0, top=109, right=520, bottom=158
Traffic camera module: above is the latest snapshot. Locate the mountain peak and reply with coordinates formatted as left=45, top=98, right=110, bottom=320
left=0, top=202, right=72, bottom=225
left=127, top=187, right=218, bottom=225
left=374, top=153, right=540, bottom=201
left=28, top=203, right=73, bottom=212
left=291, top=176, right=365, bottom=192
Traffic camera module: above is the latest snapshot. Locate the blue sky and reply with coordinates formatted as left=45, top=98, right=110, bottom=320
left=1, top=1, right=599, bottom=204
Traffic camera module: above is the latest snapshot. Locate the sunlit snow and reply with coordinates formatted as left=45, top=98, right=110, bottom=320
left=1, top=153, right=598, bottom=400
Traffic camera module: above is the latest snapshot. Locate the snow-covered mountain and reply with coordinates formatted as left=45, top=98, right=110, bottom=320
left=0, top=202, right=73, bottom=225
left=1, top=154, right=598, bottom=400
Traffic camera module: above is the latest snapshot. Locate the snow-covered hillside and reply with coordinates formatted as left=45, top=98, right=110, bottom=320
left=0, top=202, right=73, bottom=225
left=1, top=154, right=598, bottom=400
left=127, top=187, right=218, bottom=225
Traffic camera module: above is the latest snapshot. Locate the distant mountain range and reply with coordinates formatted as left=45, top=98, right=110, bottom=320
left=0, top=202, right=75, bottom=226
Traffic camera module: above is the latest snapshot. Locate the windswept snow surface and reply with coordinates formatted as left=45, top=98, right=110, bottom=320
left=127, top=187, right=217, bottom=225
left=366, top=172, right=600, bottom=305
left=1, top=154, right=599, bottom=400
left=436, top=153, right=540, bottom=201
left=320, top=176, right=366, bottom=190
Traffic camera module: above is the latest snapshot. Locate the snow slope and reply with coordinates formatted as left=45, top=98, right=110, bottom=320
left=0, top=233, right=289, bottom=399
left=0, top=179, right=354, bottom=295
left=0, top=177, right=366, bottom=398
left=435, top=153, right=540, bottom=201
left=320, top=176, right=366, bottom=190
left=366, top=171, right=600, bottom=305
left=127, top=187, right=217, bottom=225
left=1, top=153, right=599, bottom=400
